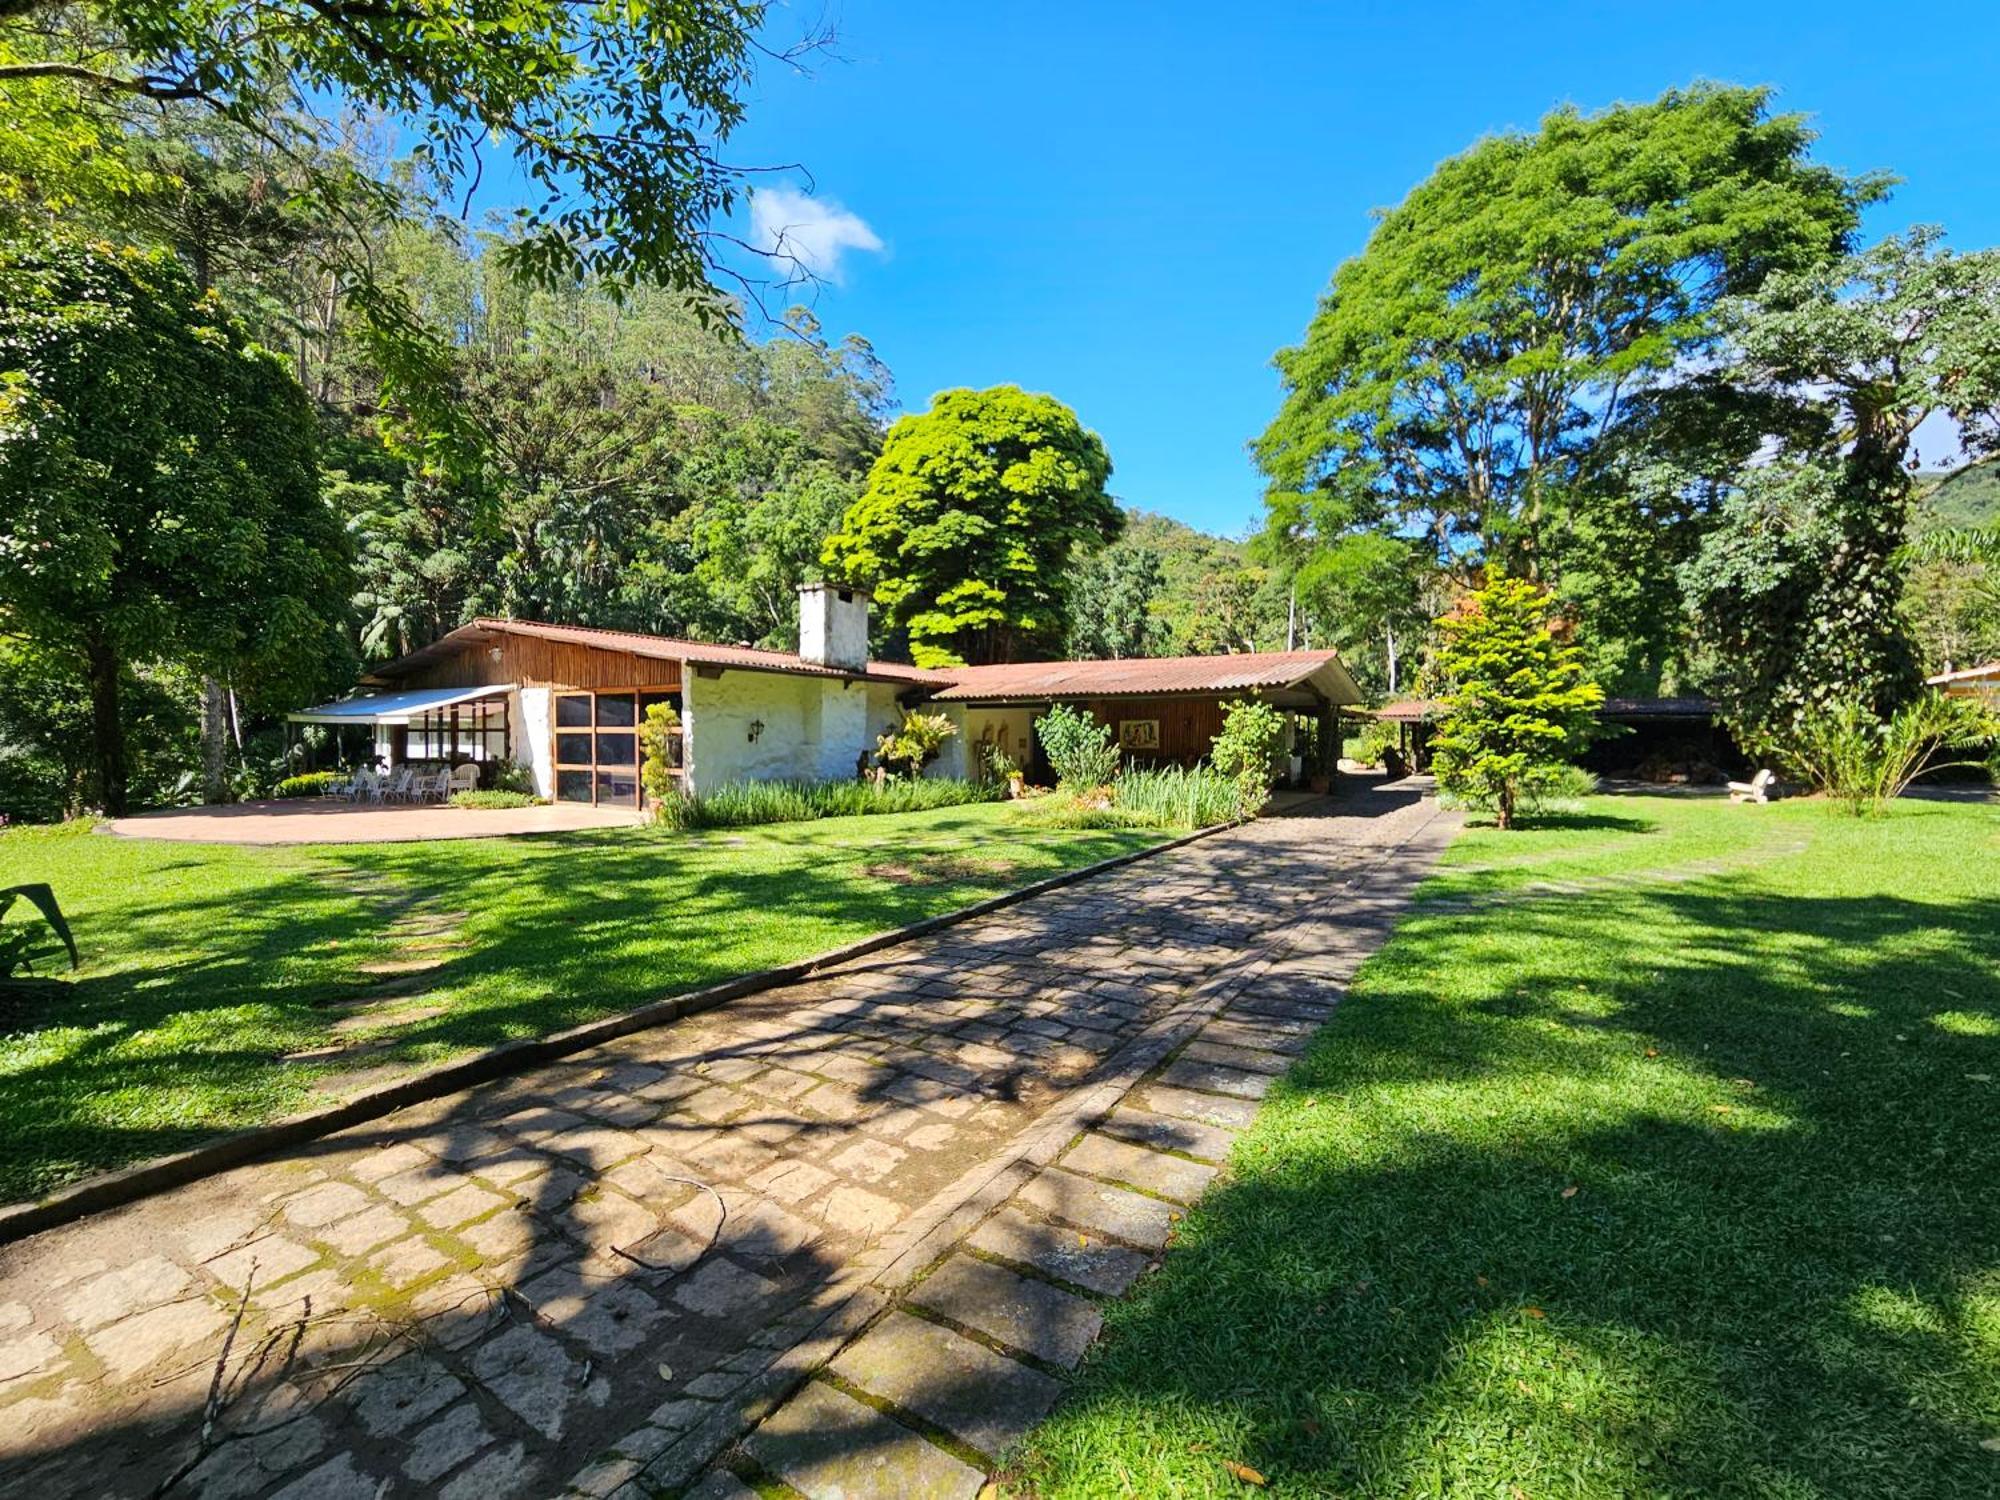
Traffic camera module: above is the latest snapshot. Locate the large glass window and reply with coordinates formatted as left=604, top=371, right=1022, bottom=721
left=552, top=689, right=680, bottom=806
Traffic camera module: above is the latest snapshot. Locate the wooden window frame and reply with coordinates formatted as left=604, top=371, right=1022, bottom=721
left=552, top=687, right=683, bottom=808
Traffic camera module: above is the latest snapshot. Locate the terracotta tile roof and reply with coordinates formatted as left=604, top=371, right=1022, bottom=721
left=1369, top=698, right=1440, bottom=723
left=927, top=650, right=1356, bottom=702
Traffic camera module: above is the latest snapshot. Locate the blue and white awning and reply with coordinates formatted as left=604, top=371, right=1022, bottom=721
left=286, top=685, right=515, bottom=725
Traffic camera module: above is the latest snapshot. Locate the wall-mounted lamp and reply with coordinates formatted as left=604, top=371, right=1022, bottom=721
left=747, top=718, right=765, bottom=744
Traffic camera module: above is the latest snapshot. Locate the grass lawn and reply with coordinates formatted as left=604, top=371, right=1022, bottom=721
left=0, top=803, right=1161, bottom=1205
left=1016, top=794, right=2000, bottom=1498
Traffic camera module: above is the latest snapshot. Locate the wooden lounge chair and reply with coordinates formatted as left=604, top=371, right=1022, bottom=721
left=1728, top=768, right=1776, bottom=804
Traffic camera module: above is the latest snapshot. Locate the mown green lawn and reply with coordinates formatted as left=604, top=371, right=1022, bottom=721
left=1016, top=794, right=2000, bottom=1499
left=0, top=804, right=1160, bottom=1204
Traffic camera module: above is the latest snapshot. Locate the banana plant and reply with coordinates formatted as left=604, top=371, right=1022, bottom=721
left=0, top=884, right=78, bottom=981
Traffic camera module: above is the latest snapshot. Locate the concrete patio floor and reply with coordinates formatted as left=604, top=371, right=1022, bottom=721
left=102, top=798, right=648, bottom=844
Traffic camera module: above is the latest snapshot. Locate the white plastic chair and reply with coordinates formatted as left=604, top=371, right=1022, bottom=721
left=1727, top=768, right=1776, bottom=804
left=448, top=764, right=481, bottom=799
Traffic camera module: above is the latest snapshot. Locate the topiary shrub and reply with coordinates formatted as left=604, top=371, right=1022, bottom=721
left=450, top=789, right=540, bottom=810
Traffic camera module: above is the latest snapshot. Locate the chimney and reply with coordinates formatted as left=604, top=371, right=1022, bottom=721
left=799, top=583, right=870, bottom=673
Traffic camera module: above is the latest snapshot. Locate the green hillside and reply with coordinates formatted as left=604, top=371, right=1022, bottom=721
left=1914, top=460, right=2000, bottom=531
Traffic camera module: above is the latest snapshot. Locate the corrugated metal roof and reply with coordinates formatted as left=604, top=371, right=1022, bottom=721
left=928, top=650, right=1354, bottom=702
left=287, top=684, right=513, bottom=724
left=370, top=618, right=951, bottom=687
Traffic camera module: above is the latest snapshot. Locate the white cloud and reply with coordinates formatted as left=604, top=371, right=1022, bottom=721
left=749, top=186, right=884, bottom=285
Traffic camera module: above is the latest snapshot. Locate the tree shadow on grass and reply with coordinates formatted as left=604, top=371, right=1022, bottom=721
left=1017, top=875, right=2000, bottom=1498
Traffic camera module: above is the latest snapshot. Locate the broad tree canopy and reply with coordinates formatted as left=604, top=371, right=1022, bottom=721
left=824, top=385, right=1118, bottom=666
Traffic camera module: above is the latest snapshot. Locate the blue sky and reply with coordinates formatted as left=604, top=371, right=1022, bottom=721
left=578, top=3, right=2000, bottom=537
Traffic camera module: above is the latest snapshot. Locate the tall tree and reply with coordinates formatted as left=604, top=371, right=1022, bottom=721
left=823, top=386, right=1119, bottom=666
left=1681, top=230, right=2000, bottom=751
left=1066, top=542, right=1166, bottom=660
left=1257, top=84, right=1875, bottom=587
left=0, top=238, right=349, bottom=812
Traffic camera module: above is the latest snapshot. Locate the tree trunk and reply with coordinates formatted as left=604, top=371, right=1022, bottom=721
left=200, top=676, right=231, bottom=805
left=1496, top=782, right=1515, bottom=831
left=83, top=636, right=128, bottom=817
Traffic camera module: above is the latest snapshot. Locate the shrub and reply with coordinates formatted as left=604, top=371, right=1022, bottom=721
left=1036, top=704, right=1120, bottom=790
left=639, top=702, right=682, bottom=808
left=660, top=777, right=999, bottom=831
left=488, top=761, right=537, bottom=795
left=274, top=771, right=343, bottom=799
left=1210, top=699, right=1288, bottom=817
left=450, top=789, right=540, bottom=810
left=1784, top=693, right=1996, bottom=815
left=1350, top=720, right=1401, bottom=769
left=875, top=710, right=957, bottom=779
left=1111, top=766, right=1239, bottom=829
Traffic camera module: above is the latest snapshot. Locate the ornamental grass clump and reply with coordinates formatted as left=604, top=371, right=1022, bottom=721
left=1784, top=693, right=1996, bottom=815
left=659, top=777, right=998, bottom=831
left=1109, top=766, right=1238, bottom=829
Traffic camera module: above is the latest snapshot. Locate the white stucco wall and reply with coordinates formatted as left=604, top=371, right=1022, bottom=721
left=949, top=706, right=1036, bottom=780
left=516, top=687, right=554, bottom=798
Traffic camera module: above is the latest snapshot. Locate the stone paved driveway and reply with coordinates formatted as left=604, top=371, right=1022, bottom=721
left=0, top=783, right=1452, bottom=1499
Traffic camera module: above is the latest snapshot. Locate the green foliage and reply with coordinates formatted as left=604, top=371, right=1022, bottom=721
left=1683, top=232, right=2000, bottom=750
left=873, top=710, right=956, bottom=780
left=449, top=789, right=539, bottom=810
left=824, top=386, right=1119, bottom=666
left=274, top=771, right=342, bottom=799
left=0, top=881, right=78, bottom=981
left=639, top=702, right=682, bottom=807
left=0, top=0, right=768, bottom=300
left=1209, top=698, right=1288, bottom=816
left=0, top=236, right=350, bottom=814
left=1108, top=766, right=1238, bottom=830
left=1783, top=693, right=1996, bottom=815
left=659, top=777, right=998, bottom=831
left=1258, top=84, right=1872, bottom=580
left=1430, top=576, right=1605, bottom=829
left=1035, top=704, right=1121, bottom=791
left=1065, top=542, right=1166, bottom=659
left=487, top=761, right=536, bottom=796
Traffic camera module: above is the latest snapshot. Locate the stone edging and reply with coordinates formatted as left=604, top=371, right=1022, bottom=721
left=615, top=799, right=1453, bottom=1494
left=0, top=816, right=1244, bottom=1248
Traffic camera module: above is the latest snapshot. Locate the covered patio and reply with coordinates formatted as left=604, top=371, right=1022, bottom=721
left=100, top=798, right=646, bottom=845
left=284, top=684, right=519, bottom=778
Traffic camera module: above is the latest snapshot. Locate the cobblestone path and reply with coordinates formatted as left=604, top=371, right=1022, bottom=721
left=0, top=784, right=1453, bottom=1499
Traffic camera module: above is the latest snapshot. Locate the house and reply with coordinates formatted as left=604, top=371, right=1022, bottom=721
left=288, top=586, right=1362, bottom=806
left=1928, top=661, right=2000, bottom=706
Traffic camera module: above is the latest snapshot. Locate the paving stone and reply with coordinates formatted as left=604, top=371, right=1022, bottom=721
left=1061, top=1132, right=1219, bottom=1203
left=831, top=1310, right=1061, bottom=1459
left=61, top=1254, right=192, bottom=1328
left=1182, top=1038, right=1293, bottom=1076
left=1100, top=1105, right=1237, bottom=1163
left=1201, top=1017, right=1311, bottom=1053
left=745, top=1379, right=984, bottom=1500
left=1018, top=1166, right=1180, bottom=1249
left=365, top=1234, right=453, bottom=1289
left=543, top=1124, right=649, bottom=1169
left=348, top=1142, right=431, bottom=1182
left=1135, top=1083, right=1261, bottom=1130
left=313, top=1204, right=411, bottom=1256
left=684, top=1471, right=761, bottom=1500
left=816, top=1185, right=903, bottom=1238
left=268, top=1452, right=381, bottom=1500
left=374, top=1160, right=462, bottom=1206
left=679, top=1084, right=749, bottom=1122
left=826, top=1137, right=907, bottom=1183
left=184, top=1414, right=329, bottom=1500
left=743, top=1158, right=837, bottom=1204
left=470, top=1324, right=575, bottom=1438
left=416, top=1181, right=510, bottom=1229
left=0, top=1326, right=61, bottom=1384
left=1156, top=1056, right=1274, bottom=1099
left=437, top=1442, right=533, bottom=1500
left=84, top=1295, right=229, bottom=1380
left=670, top=1257, right=780, bottom=1319
left=400, top=1400, right=493, bottom=1483
left=348, top=1351, right=465, bottom=1436
left=570, top=1454, right=645, bottom=1496
left=465, top=1145, right=552, bottom=1187
left=967, top=1207, right=1152, bottom=1296
left=519, top=1266, right=669, bottom=1354
left=496, top=1105, right=589, bottom=1144
left=912, top=1253, right=1102, bottom=1368
left=280, top=1181, right=374, bottom=1229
